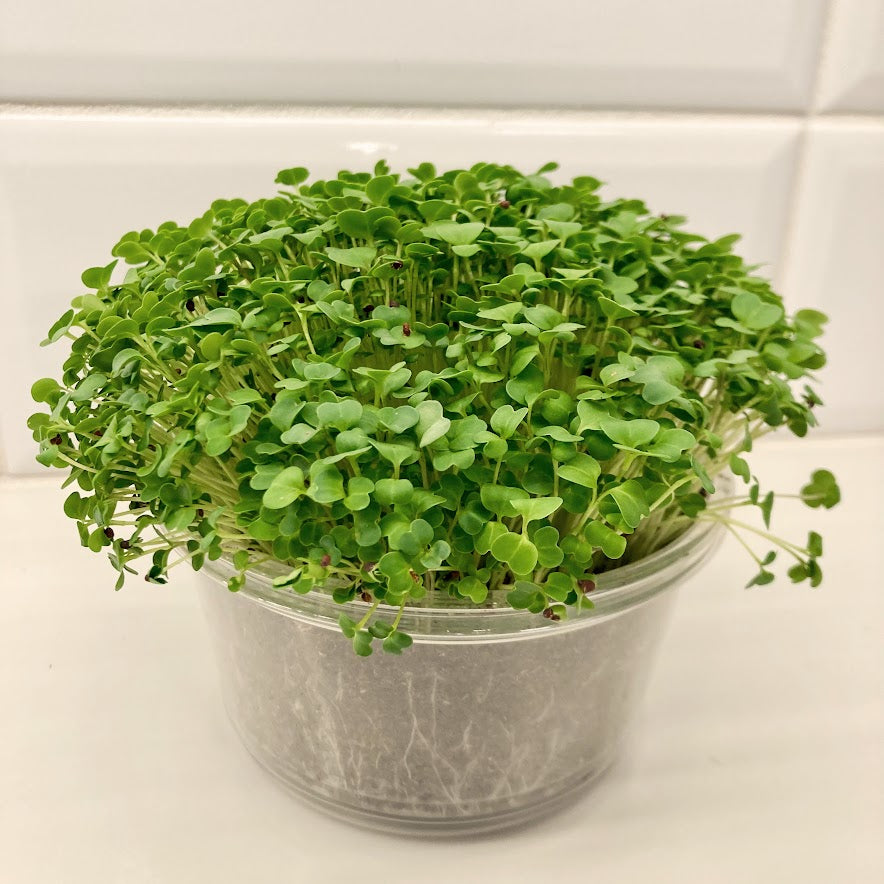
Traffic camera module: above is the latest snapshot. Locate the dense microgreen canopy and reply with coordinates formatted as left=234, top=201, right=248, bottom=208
left=29, top=161, right=840, bottom=655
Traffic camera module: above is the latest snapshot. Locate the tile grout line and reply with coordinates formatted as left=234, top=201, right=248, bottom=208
left=808, top=0, right=841, bottom=117
left=0, top=102, right=880, bottom=129
left=0, top=101, right=799, bottom=124
left=2, top=100, right=881, bottom=126
left=776, top=0, right=841, bottom=295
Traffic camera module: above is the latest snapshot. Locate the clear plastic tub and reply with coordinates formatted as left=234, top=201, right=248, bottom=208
left=199, top=516, right=723, bottom=835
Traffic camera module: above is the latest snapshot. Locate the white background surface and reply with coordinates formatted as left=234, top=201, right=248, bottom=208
left=2, top=436, right=881, bottom=883
left=2, top=1, right=884, bottom=473
left=0, top=0, right=829, bottom=109
left=1, top=1, right=882, bottom=880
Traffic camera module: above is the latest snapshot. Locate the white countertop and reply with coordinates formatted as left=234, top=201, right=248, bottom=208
left=1, top=435, right=882, bottom=884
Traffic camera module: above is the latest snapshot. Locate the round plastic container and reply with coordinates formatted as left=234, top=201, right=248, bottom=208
left=199, top=517, right=723, bottom=835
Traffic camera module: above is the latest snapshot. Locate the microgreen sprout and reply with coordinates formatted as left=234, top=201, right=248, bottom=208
left=29, top=161, right=840, bottom=655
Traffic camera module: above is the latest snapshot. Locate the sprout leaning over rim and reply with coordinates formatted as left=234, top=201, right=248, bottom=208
left=28, top=162, right=841, bottom=656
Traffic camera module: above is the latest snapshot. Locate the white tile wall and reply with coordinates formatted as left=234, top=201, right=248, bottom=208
left=1, top=0, right=882, bottom=473
left=817, top=0, right=884, bottom=112
left=781, top=121, right=884, bottom=432
left=0, top=109, right=802, bottom=473
left=0, top=1, right=827, bottom=111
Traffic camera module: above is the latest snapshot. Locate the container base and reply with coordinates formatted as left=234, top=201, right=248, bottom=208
left=199, top=521, right=725, bottom=835
left=224, top=697, right=617, bottom=837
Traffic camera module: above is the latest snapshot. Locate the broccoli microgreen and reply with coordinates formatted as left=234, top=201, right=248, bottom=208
left=29, top=161, right=840, bottom=655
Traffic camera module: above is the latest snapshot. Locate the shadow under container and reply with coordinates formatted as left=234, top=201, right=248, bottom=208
left=199, top=518, right=723, bottom=835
